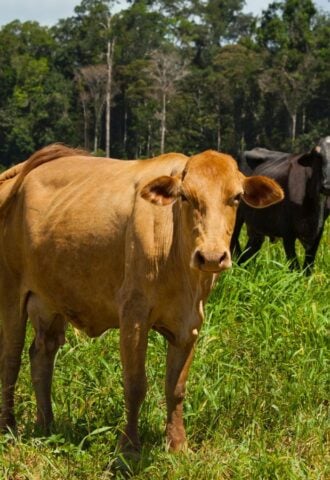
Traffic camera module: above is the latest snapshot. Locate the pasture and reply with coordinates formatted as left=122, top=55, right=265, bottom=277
left=0, top=222, right=329, bottom=479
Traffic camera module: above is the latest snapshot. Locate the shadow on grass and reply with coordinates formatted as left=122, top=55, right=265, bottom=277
left=8, top=412, right=166, bottom=477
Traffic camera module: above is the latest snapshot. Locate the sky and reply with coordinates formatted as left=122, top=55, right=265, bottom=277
left=0, top=0, right=329, bottom=27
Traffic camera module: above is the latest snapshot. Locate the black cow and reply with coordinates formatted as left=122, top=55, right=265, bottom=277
left=232, top=137, right=330, bottom=274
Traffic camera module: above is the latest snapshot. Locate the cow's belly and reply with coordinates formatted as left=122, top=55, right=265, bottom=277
left=21, top=233, right=125, bottom=337
left=64, top=303, right=120, bottom=337
left=26, top=277, right=121, bottom=337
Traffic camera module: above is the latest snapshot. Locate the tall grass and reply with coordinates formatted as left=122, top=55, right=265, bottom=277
left=0, top=222, right=329, bottom=479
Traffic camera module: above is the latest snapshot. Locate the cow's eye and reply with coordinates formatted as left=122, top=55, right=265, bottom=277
left=229, top=193, right=242, bottom=206
left=181, top=193, right=188, bottom=202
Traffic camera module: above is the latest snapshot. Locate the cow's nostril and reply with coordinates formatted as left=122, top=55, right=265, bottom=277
left=195, top=250, right=205, bottom=266
left=219, top=251, right=228, bottom=264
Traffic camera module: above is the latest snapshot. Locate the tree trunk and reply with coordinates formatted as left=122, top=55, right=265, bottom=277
left=160, top=91, right=166, bottom=154
left=93, top=118, right=99, bottom=153
left=217, top=106, right=221, bottom=151
left=123, top=106, right=127, bottom=155
left=82, top=100, right=89, bottom=150
left=94, top=126, right=98, bottom=153
left=147, top=121, right=151, bottom=157
left=105, top=39, right=114, bottom=158
left=302, top=108, right=306, bottom=134
left=94, top=105, right=103, bottom=153
left=291, top=111, right=297, bottom=147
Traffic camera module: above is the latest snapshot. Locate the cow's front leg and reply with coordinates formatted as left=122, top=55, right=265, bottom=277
left=283, top=235, right=299, bottom=269
left=303, top=229, right=324, bottom=274
left=119, top=303, right=149, bottom=454
left=165, top=340, right=195, bottom=452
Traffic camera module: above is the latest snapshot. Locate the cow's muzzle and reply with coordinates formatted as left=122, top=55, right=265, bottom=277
left=192, top=249, right=232, bottom=273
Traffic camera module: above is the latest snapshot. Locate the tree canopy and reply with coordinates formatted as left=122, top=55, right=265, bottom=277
left=0, top=0, right=329, bottom=165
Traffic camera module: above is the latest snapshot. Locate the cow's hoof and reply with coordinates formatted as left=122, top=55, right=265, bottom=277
left=118, top=432, right=141, bottom=455
left=166, top=424, right=187, bottom=452
left=105, top=443, right=140, bottom=478
left=33, top=411, right=54, bottom=436
left=167, top=440, right=188, bottom=453
left=108, top=453, right=137, bottom=476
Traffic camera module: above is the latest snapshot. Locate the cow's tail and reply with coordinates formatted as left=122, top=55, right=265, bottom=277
left=0, top=143, right=89, bottom=214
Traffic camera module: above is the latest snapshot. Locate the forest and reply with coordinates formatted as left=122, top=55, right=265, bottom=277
left=0, top=0, right=329, bottom=166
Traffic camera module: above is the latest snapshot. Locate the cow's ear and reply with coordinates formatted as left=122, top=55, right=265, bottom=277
left=140, top=175, right=181, bottom=206
left=242, top=175, right=284, bottom=208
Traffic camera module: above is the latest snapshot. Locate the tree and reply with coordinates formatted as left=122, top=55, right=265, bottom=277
left=211, top=44, right=264, bottom=151
left=113, top=1, right=168, bottom=64
left=0, top=21, right=75, bottom=164
left=259, top=53, right=317, bottom=145
left=104, top=16, right=116, bottom=157
left=76, top=65, right=108, bottom=152
left=256, top=0, right=321, bottom=147
left=203, top=0, right=253, bottom=46
left=257, top=0, right=317, bottom=54
left=146, top=49, right=188, bottom=153
left=51, top=0, right=117, bottom=85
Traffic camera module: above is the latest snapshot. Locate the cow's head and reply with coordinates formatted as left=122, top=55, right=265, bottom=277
left=300, top=137, right=330, bottom=195
left=141, top=150, right=284, bottom=273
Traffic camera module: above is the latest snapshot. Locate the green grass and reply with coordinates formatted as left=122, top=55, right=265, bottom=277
left=0, top=222, right=329, bottom=479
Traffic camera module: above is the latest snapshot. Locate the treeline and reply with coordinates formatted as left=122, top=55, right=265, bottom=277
left=0, top=0, right=329, bottom=166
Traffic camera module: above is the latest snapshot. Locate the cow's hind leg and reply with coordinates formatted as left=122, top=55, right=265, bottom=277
left=27, top=294, right=66, bottom=432
left=165, top=340, right=195, bottom=452
left=118, top=294, right=149, bottom=454
left=0, top=297, right=27, bottom=431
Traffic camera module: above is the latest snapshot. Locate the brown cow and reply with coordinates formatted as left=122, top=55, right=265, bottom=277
left=0, top=144, right=283, bottom=453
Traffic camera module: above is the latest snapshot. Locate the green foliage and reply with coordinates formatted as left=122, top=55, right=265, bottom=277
left=0, top=20, right=77, bottom=164
left=0, top=0, right=329, bottom=159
